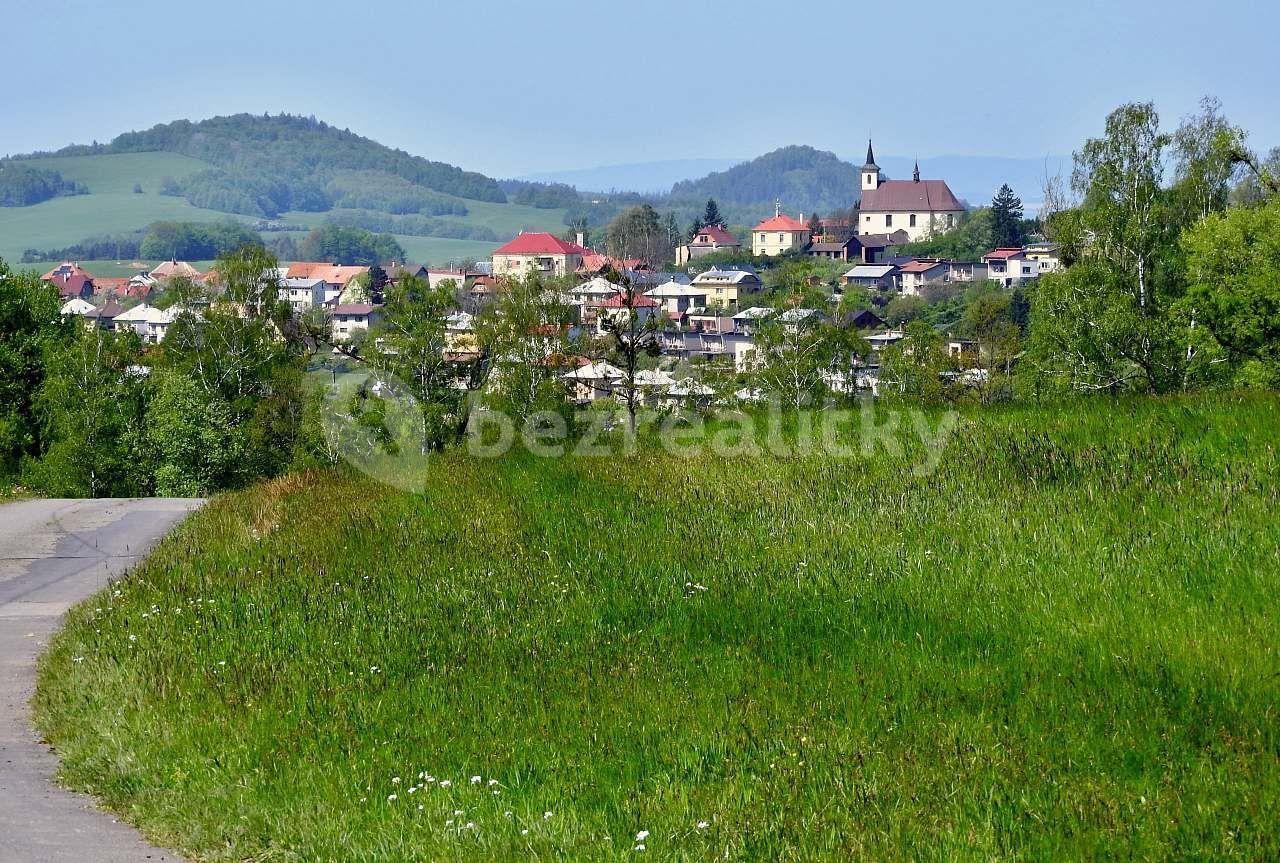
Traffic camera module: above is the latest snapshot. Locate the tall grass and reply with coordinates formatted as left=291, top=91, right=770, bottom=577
left=35, top=394, right=1280, bottom=861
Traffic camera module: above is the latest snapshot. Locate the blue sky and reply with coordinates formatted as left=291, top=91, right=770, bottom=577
left=5, top=0, right=1278, bottom=177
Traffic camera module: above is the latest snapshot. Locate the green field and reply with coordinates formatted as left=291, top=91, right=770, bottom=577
left=35, top=395, right=1280, bottom=861
left=1, top=152, right=567, bottom=267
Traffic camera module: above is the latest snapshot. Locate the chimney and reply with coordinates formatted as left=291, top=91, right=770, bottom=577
left=576, top=231, right=586, bottom=247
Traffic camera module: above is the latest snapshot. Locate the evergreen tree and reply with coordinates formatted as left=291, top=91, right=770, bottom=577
left=702, top=198, right=724, bottom=229
left=990, top=184, right=1026, bottom=248
left=368, top=264, right=388, bottom=303
left=807, top=212, right=823, bottom=237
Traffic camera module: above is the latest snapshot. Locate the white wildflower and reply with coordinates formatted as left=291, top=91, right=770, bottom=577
left=636, top=830, right=649, bottom=841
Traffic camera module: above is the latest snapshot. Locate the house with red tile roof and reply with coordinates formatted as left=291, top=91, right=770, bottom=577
left=751, top=205, right=812, bottom=256
left=857, top=141, right=965, bottom=241
left=982, top=247, right=1039, bottom=287
left=897, top=259, right=951, bottom=296
left=41, top=262, right=95, bottom=300
left=676, top=224, right=742, bottom=266
left=491, top=232, right=589, bottom=278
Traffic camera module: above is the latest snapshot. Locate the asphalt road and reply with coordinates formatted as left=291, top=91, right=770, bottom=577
left=0, top=498, right=203, bottom=863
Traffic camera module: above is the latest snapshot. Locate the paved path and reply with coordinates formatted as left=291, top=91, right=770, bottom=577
left=0, top=498, right=203, bottom=863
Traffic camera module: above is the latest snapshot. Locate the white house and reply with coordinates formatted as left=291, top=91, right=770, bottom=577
left=982, top=248, right=1039, bottom=287
left=897, top=260, right=951, bottom=296
left=645, top=281, right=708, bottom=320
left=331, top=304, right=381, bottom=343
left=563, top=361, right=625, bottom=403
left=113, top=303, right=183, bottom=344
left=842, top=264, right=899, bottom=291
left=751, top=205, right=812, bottom=256
left=282, top=277, right=328, bottom=312
left=594, top=292, right=661, bottom=335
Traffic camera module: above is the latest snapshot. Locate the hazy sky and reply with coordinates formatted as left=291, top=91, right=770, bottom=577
left=5, top=0, right=1277, bottom=176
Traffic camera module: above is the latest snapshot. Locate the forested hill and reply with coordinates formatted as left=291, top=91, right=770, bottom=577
left=15, top=114, right=507, bottom=217
left=666, top=146, right=860, bottom=216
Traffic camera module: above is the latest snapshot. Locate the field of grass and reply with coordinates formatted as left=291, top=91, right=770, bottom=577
left=35, top=394, right=1280, bottom=861
left=1, top=151, right=566, bottom=267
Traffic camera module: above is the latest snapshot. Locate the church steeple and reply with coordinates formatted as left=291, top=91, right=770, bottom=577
left=913, top=160, right=921, bottom=183
left=861, top=139, right=881, bottom=192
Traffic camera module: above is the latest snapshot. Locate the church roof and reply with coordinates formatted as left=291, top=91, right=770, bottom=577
left=860, top=179, right=963, bottom=214
left=863, top=139, right=877, bottom=168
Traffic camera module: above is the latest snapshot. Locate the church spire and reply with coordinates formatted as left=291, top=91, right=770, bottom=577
left=864, top=138, right=877, bottom=168
left=913, top=160, right=920, bottom=183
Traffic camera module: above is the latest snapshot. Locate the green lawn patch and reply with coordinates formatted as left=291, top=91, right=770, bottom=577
left=35, top=394, right=1280, bottom=861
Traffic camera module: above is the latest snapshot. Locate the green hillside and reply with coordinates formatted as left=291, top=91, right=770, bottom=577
left=35, top=395, right=1280, bottom=861
left=0, top=150, right=566, bottom=267
left=666, top=145, right=860, bottom=218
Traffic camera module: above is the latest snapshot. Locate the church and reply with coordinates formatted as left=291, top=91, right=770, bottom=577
left=857, top=140, right=964, bottom=242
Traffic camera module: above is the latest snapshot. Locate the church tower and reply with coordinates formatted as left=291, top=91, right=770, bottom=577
left=861, top=139, right=880, bottom=192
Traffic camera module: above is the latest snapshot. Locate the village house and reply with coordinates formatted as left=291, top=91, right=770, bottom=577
left=690, top=267, right=762, bottom=309
left=1024, top=242, right=1062, bottom=274
left=491, top=232, right=589, bottom=278
left=282, top=277, right=328, bottom=312
left=286, top=263, right=368, bottom=302
left=594, top=291, right=661, bottom=335
left=149, top=260, right=204, bottom=281
left=751, top=206, right=812, bottom=256
left=945, top=260, right=990, bottom=283
left=112, top=303, right=184, bottom=344
left=60, top=297, right=96, bottom=318
left=857, top=141, right=964, bottom=242
left=840, top=308, right=887, bottom=331
left=676, top=224, right=742, bottom=266
left=645, top=281, right=707, bottom=321
left=731, top=306, right=774, bottom=336
left=982, top=248, right=1039, bottom=287
left=444, top=311, right=478, bottom=353
left=330, top=304, right=381, bottom=342
left=41, top=262, right=95, bottom=300
left=685, top=308, right=737, bottom=335
left=562, top=361, right=625, bottom=404
left=842, top=264, right=899, bottom=291
left=898, top=259, right=951, bottom=296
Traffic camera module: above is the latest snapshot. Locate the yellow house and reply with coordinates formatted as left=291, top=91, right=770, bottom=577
left=751, top=206, right=812, bottom=256
left=689, top=267, right=764, bottom=310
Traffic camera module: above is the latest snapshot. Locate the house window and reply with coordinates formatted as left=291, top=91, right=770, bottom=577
left=885, top=215, right=893, bottom=227
left=947, top=213, right=955, bottom=228
left=909, top=214, right=917, bottom=227
left=865, top=215, right=871, bottom=223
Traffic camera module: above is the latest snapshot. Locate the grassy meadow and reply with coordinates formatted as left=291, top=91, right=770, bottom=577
left=2, top=152, right=565, bottom=266
left=35, top=394, right=1280, bottom=861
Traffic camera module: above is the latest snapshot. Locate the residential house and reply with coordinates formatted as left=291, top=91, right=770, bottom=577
left=1024, top=242, right=1062, bottom=275
left=982, top=248, right=1039, bottom=287
left=840, top=308, right=887, bottom=331
left=731, top=306, right=774, bottom=336
left=854, top=231, right=911, bottom=263
left=60, top=297, right=96, bottom=317
left=857, top=141, right=965, bottom=241
left=285, top=263, right=369, bottom=302
left=444, top=311, right=478, bottom=353
left=898, top=260, right=951, bottom=296
left=945, top=260, right=989, bottom=283
left=686, top=308, right=737, bottom=335
left=426, top=269, right=469, bottom=294
left=113, top=303, right=183, bottom=344
left=779, top=307, right=825, bottom=332
left=751, top=207, right=812, bottom=256
left=690, top=267, right=762, bottom=310
left=491, top=232, right=589, bottom=278
left=84, top=301, right=124, bottom=331
left=282, top=277, right=328, bottom=313
left=645, top=281, right=707, bottom=322
left=562, top=361, right=625, bottom=404
left=41, top=262, right=94, bottom=300
left=149, top=260, right=204, bottom=281
left=807, top=236, right=863, bottom=262
left=330, top=304, right=381, bottom=343
left=676, top=224, right=741, bottom=266
left=842, top=264, right=899, bottom=291
left=594, top=291, right=660, bottom=336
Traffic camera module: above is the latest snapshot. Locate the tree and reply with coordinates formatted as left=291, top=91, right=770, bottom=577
left=368, top=264, right=388, bottom=304
left=1180, top=196, right=1280, bottom=385
left=30, top=328, right=150, bottom=496
left=878, top=320, right=955, bottom=406
left=595, top=276, right=663, bottom=433
left=748, top=309, right=866, bottom=410
left=365, top=275, right=484, bottom=451
left=146, top=369, right=241, bottom=496
left=0, top=262, right=72, bottom=475
left=702, top=199, right=725, bottom=229
left=1171, top=96, right=1248, bottom=222
left=962, top=289, right=1022, bottom=404
left=299, top=225, right=405, bottom=266
left=990, top=184, right=1025, bottom=248
left=604, top=204, right=670, bottom=265
left=474, top=273, right=576, bottom=424
left=807, top=211, right=823, bottom=237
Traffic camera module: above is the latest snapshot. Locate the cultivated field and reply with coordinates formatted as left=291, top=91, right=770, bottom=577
left=1, top=152, right=566, bottom=267
left=35, top=395, right=1280, bottom=861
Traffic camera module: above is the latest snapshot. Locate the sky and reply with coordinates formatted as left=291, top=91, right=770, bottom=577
left=4, top=0, right=1279, bottom=177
